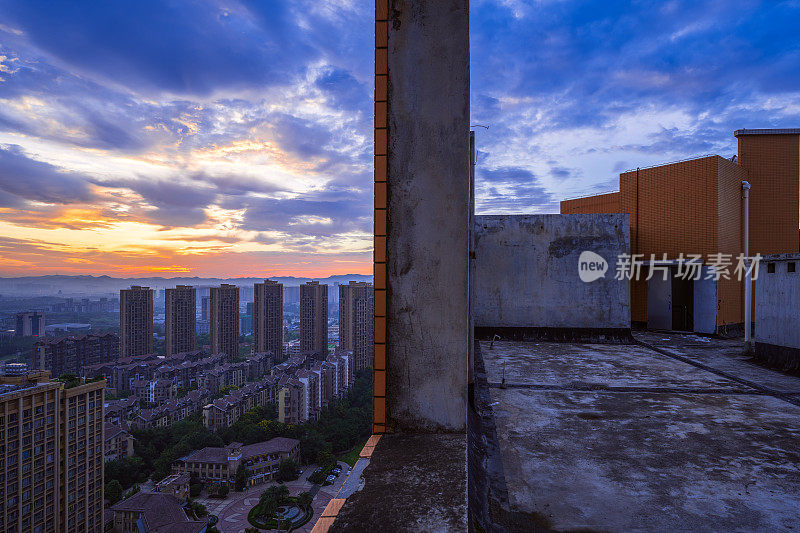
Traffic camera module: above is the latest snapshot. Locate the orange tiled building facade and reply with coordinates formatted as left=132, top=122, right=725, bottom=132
left=562, top=129, right=799, bottom=332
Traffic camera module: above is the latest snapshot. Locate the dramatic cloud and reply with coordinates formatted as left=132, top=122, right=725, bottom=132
left=0, top=144, right=93, bottom=204
left=471, top=0, right=800, bottom=204
left=0, top=0, right=798, bottom=276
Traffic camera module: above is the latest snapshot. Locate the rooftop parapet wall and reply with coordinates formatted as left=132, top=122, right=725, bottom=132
left=473, top=214, right=631, bottom=332
left=755, top=254, right=800, bottom=369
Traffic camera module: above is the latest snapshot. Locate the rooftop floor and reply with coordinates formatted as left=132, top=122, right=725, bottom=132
left=473, top=333, right=800, bottom=532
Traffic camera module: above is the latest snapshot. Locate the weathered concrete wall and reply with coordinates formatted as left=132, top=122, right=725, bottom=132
left=474, top=214, right=631, bottom=330
left=755, top=254, right=800, bottom=368
left=386, top=0, right=469, bottom=432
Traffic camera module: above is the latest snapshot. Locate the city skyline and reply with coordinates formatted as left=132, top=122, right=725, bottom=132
left=1, top=1, right=799, bottom=277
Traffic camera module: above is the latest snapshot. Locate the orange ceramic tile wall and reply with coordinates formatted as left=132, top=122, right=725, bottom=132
left=567, top=156, right=747, bottom=325
left=560, top=192, right=621, bottom=214
left=737, top=134, right=800, bottom=255
left=716, top=158, right=748, bottom=326
left=620, top=157, right=724, bottom=323
left=373, top=0, right=388, bottom=434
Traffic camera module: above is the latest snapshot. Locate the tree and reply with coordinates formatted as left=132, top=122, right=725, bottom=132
left=55, top=373, right=81, bottom=389
left=316, top=450, right=334, bottom=468
left=104, top=456, right=147, bottom=490
left=297, top=491, right=313, bottom=510
left=278, top=459, right=299, bottom=482
left=190, top=483, right=202, bottom=498
left=235, top=463, right=249, bottom=491
left=105, top=480, right=123, bottom=505
left=188, top=500, right=207, bottom=517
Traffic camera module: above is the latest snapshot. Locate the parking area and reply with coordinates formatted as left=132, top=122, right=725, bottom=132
left=475, top=333, right=800, bottom=531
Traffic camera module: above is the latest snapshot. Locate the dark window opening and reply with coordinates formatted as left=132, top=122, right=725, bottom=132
left=788, top=262, right=796, bottom=273
left=767, top=263, right=776, bottom=274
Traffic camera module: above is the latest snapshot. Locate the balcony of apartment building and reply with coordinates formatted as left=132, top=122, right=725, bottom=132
left=309, top=2, right=800, bottom=532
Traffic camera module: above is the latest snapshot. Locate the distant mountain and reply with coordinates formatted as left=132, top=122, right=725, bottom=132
left=0, top=274, right=373, bottom=297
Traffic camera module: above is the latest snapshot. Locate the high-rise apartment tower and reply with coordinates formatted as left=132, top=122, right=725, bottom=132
left=210, top=284, right=239, bottom=358
left=0, top=366, right=105, bottom=532
left=119, top=286, right=153, bottom=358
left=339, top=281, right=375, bottom=371
left=165, top=285, right=197, bottom=356
left=300, top=281, right=328, bottom=357
left=254, top=279, right=283, bottom=359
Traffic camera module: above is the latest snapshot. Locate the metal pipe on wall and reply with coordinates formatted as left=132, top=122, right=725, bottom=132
left=742, top=181, right=752, bottom=347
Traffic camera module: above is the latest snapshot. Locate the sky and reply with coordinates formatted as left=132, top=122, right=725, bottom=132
left=0, top=0, right=798, bottom=277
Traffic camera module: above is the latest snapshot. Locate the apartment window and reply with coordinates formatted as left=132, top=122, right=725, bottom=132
left=768, top=263, right=776, bottom=273
left=789, top=262, right=796, bottom=273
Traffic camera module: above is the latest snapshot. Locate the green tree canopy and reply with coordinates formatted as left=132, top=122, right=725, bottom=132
left=105, top=480, right=123, bottom=505
left=235, top=463, right=249, bottom=491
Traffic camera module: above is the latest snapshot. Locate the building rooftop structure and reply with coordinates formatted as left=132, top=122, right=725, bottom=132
left=179, top=437, right=299, bottom=464
left=109, top=492, right=206, bottom=533
left=734, top=128, right=800, bottom=136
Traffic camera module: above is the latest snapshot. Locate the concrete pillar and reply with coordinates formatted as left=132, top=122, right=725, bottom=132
left=384, top=0, right=470, bottom=432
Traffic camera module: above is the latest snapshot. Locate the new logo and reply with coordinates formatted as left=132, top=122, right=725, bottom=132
left=578, top=251, right=608, bottom=282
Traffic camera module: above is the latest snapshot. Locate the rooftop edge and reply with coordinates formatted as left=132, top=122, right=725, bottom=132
left=734, top=128, right=800, bottom=137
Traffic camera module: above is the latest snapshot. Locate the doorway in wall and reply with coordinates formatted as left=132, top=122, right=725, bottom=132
left=671, top=273, right=694, bottom=331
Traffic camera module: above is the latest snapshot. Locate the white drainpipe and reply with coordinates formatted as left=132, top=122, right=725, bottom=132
left=742, top=181, right=751, bottom=347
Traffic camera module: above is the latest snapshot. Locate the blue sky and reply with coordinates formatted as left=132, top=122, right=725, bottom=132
left=0, top=0, right=798, bottom=276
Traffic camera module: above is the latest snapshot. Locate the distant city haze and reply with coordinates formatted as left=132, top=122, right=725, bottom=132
left=0, top=274, right=372, bottom=298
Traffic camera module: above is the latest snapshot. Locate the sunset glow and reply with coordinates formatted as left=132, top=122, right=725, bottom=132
left=1, top=1, right=798, bottom=277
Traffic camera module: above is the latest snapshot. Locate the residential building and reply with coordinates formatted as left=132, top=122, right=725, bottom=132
left=295, top=369, right=318, bottom=421
left=165, top=285, right=197, bottom=357
left=104, top=423, right=135, bottom=462
left=254, top=279, right=283, bottom=359
left=32, top=332, right=119, bottom=377
left=283, top=285, right=301, bottom=305
left=120, top=286, right=154, bottom=358
left=277, top=378, right=305, bottom=424
left=14, top=311, right=45, bottom=337
left=0, top=365, right=105, bottom=532
left=201, top=376, right=277, bottom=430
left=172, top=438, right=299, bottom=487
left=103, top=397, right=139, bottom=426
left=198, top=362, right=246, bottom=395
left=108, top=492, right=205, bottom=533
left=339, top=281, right=375, bottom=370
left=131, top=378, right=177, bottom=406
left=300, top=281, right=328, bottom=356
left=210, top=284, right=239, bottom=358
left=200, top=296, right=211, bottom=322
